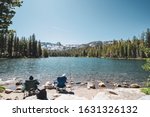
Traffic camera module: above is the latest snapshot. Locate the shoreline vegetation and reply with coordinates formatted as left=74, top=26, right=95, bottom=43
left=0, top=28, right=150, bottom=59
left=0, top=56, right=147, bottom=60
left=0, top=78, right=150, bottom=100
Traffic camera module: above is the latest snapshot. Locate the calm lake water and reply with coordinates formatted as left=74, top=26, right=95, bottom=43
left=0, top=57, right=149, bottom=85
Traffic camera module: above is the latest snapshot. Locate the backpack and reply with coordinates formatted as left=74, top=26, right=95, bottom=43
left=36, top=89, right=48, bottom=100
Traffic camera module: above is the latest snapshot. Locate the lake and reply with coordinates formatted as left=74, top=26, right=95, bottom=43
left=0, top=57, right=149, bottom=85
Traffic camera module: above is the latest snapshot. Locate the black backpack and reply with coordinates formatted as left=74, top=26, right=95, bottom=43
left=36, top=89, right=48, bottom=100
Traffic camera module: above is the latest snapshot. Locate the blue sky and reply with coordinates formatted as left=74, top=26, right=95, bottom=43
left=10, top=0, right=150, bottom=44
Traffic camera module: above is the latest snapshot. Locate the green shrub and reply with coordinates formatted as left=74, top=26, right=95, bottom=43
left=145, top=81, right=150, bottom=87
left=0, top=86, right=5, bottom=93
left=141, top=88, right=150, bottom=95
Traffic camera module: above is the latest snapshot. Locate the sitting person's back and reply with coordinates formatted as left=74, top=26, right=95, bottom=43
left=23, top=76, right=40, bottom=96
left=57, top=76, right=67, bottom=88
left=56, top=74, right=67, bottom=88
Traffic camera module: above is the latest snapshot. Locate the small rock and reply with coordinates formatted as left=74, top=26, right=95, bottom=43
left=14, top=96, right=19, bottom=100
left=123, top=82, right=129, bottom=86
left=98, top=82, right=106, bottom=87
left=108, top=91, right=118, bottom=95
left=16, top=85, right=23, bottom=90
left=5, top=89, right=13, bottom=94
left=66, top=84, right=72, bottom=88
left=44, top=85, right=55, bottom=89
left=45, top=81, right=51, bottom=86
left=76, top=82, right=81, bottom=84
left=122, top=82, right=130, bottom=88
left=114, top=83, right=122, bottom=87
left=53, top=94, right=61, bottom=98
left=13, top=90, right=22, bottom=93
left=117, top=84, right=122, bottom=87
left=87, top=82, right=95, bottom=89
left=80, top=82, right=87, bottom=86
left=70, top=81, right=74, bottom=84
left=130, top=83, right=140, bottom=88
left=44, top=81, right=54, bottom=89
left=15, top=80, right=22, bottom=86
left=122, top=85, right=129, bottom=88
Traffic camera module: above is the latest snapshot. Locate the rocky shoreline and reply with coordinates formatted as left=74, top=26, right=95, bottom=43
left=0, top=78, right=150, bottom=100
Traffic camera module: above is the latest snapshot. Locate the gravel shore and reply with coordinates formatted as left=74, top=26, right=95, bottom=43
left=0, top=86, right=148, bottom=100
left=0, top=78, right=149, bottom=100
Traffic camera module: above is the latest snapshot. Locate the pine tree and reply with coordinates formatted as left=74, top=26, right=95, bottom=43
left=145, top=28, right=150, bottom=48
left=0, top=0, right=22, bottom=32
left=37, top=40, right=42, bottom=57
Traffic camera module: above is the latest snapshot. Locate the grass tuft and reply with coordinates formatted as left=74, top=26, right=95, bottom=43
left=141, top=88, right=150, bottom=95
left=0, top=86, right=5, bottom=93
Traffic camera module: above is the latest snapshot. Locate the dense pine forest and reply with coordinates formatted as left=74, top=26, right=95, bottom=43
left=0, top=0, right=45, bottom=58
left=0, top=32, right=43, bottom=58
left=48, top=28, right=150, bottom=59
left=1, top=28, right=149, bottom=58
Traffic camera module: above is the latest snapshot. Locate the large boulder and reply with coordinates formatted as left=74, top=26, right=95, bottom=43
left=130, top=83, right=140, bottom=88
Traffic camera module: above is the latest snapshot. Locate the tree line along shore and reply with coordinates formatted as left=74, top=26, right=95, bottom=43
left=1, top=29, right=150, bottom=59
